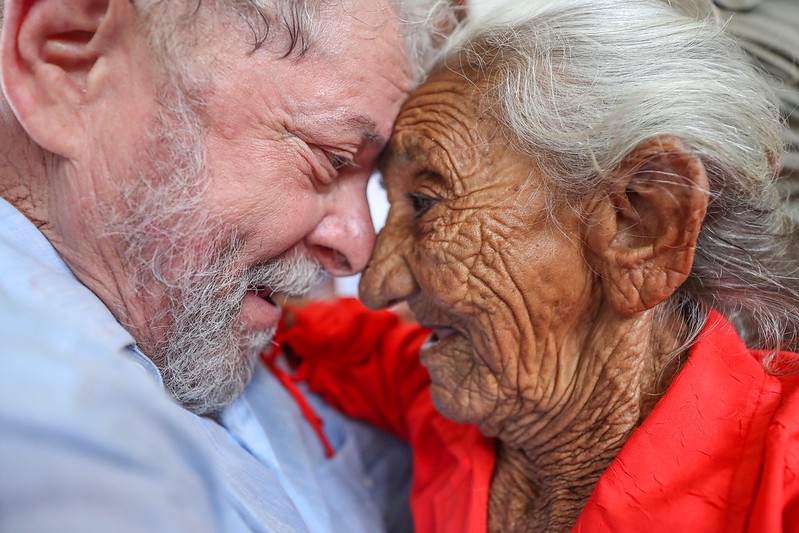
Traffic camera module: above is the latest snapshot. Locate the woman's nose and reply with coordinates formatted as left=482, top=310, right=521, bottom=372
left=359, top=223, right=417, bottom=309
left=304, top=174, right=376, bottom=276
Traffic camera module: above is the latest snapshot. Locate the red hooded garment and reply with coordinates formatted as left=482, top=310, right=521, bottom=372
left=270, top=298, right=799, bottom=532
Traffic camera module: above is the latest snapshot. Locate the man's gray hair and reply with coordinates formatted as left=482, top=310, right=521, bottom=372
left=0, top=0, right=459, bottom=128
left=438, top=0, right=798, bottom=361
left=130, top=0, right=458, bottom=86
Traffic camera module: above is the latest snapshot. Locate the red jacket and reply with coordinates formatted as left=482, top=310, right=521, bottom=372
left=273, top=298, right=799, bottom=532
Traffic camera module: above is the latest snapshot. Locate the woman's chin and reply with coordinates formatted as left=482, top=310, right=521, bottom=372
left=429, top=383, right=470, bottom=422
left=423, top=338, right=483, bottom=425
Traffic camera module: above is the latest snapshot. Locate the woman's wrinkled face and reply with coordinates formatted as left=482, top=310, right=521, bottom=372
left=360, top=68, right=599, bottom=436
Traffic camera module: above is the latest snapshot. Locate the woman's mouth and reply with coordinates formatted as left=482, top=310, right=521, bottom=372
left=422, top=326, right=458, bottom=349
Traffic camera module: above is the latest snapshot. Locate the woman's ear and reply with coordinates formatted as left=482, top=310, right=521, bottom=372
left=0, top=0, right=132, bottom=158
left=584, top=135, right=709, bottom=316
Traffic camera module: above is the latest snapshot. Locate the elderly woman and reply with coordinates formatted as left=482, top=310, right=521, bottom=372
left=267, top=0, right=799, bottom=530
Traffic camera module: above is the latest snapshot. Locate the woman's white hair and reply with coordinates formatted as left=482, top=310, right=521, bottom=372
left=438, top=0, right=798, bottom=361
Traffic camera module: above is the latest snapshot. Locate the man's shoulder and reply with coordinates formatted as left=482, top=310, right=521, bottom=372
left=0, top=232, right=157, bottom=406
left=0, top=298, right=241, bottom=531
left=0, top=240, right=244, bottom=531
left=0, top=281, right=314, bottom=532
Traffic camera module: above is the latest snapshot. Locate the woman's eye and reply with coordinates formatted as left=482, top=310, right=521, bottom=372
left=406, top=192, right=436, bottom=218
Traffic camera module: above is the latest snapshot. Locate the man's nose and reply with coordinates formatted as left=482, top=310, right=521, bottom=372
left=305, top=177, right=376, bottom=276
left=359, top=221, right=417, bottom=309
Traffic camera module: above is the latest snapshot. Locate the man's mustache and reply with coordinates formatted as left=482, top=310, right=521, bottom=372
left=245, top=251, right=325, bottom=300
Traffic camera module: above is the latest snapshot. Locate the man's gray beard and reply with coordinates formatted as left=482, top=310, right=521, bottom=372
left=105, top=93, right=323, bottom=416
left=158, top=248, right=323, bottom=416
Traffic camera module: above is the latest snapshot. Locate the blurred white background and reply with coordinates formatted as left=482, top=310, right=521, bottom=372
left=333, top=172, right=391, bottom=297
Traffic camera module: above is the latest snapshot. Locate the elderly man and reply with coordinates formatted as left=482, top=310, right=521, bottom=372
left=0, top=0, right=453, bottom=531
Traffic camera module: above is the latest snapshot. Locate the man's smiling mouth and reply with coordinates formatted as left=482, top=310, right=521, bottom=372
left=252, top=287, right=277, bottom=306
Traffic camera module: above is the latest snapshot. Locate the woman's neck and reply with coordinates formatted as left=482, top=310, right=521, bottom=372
left=489, top=439, right=620, bottom=532
left=487, top=311, right=686, bottom=531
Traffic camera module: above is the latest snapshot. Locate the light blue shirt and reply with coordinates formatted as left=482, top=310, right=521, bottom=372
left=0, top=197, right=412, bottom=532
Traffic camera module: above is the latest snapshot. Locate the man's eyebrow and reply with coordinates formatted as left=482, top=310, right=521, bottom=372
left=342, top=114, right=384, bottom=147
left=298, top=113, right=386, bottom=149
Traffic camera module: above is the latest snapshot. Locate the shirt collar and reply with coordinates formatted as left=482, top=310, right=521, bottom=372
left=0, top=195, right=73, bottom=276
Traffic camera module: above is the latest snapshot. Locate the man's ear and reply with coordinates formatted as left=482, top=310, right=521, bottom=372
left=0, top=0, right=130, bottom=158
left=584, top=135, right=709, bottom=316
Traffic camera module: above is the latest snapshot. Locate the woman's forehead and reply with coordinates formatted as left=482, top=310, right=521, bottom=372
left=385, top=68, right=496, bottom=164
